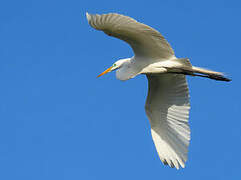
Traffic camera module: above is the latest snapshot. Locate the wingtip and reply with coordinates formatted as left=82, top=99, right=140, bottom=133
left=161, top=157, right=186, bottom=169
left=86, top=12, right=91, bottom=22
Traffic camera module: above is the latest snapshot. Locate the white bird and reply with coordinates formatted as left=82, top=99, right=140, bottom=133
left=86, top=12, right=231, bottom=169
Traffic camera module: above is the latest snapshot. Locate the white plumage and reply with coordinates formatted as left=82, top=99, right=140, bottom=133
left=145, top=74, right=190, bottom=169
left=86, top=12, right=231, bottom=169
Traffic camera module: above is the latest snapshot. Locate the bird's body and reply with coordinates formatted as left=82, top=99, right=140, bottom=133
left=86, top=12, right=231, bottom=169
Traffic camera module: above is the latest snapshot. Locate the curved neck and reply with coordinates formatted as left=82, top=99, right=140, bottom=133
left=115, top=57, right=141, bottom=81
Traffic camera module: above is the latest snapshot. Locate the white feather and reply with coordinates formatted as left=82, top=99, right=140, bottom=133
left=145, top=74, right=190, bottom=169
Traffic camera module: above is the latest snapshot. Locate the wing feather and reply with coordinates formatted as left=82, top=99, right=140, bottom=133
left=86, top=12, right=175, bottom=59
left=145, top=74, right=190, bottom=169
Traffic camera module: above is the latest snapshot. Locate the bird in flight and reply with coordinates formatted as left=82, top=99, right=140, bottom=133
left=86, top=12, right=231, bottom=169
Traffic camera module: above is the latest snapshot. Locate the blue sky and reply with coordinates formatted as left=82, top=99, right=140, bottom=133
left=0, top=0, right=240, bottom=179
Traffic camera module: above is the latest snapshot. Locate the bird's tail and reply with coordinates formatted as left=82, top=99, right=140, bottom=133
left=172, top=58, right=231, bottom=82
left=190, top=66, right=231, bottom=82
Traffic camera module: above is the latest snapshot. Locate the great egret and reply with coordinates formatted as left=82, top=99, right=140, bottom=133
left=86, top=12, right=231, bottom=169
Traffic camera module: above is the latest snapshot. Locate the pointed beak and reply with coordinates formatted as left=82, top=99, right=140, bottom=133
left=97, top=66, right=112, bottom=78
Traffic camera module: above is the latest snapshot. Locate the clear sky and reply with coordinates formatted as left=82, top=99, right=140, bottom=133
left=0, top=0, right=240, bottom=179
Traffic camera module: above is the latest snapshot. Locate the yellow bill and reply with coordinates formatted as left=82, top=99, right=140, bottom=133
left=97, top=66, right=112, bottom=78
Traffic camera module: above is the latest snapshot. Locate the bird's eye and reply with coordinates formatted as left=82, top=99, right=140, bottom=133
left=113, top=64, right=116, bottom=67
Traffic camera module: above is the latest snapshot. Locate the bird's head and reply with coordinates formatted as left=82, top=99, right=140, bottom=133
left=97, top=58, right=130, bottom=78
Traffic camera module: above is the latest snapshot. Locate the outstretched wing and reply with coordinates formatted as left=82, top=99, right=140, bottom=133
left=86, top=12, right=175, bottom=60
left=145, top=74, right=190, bottom=169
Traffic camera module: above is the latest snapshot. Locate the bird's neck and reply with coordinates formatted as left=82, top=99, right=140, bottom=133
left=116, top=57, right=142, bottom=81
